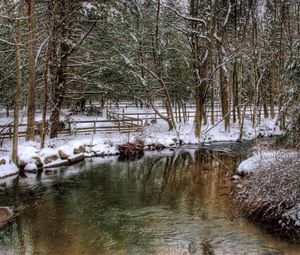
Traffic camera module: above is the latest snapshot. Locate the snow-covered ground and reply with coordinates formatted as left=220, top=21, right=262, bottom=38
left=0, top=156, right=19, bottom=178
left=236, top=149, right=300, bottom=238
left=237, top=150, right=300, bottom=174
left=0, top=107, right=283, bottom=179
left=144, top=115, right=282, bottom=144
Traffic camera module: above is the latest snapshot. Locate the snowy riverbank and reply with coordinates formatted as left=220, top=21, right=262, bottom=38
left=235, top=150, right=300, bottom=240
left=0, top=113, right=282, bottom=179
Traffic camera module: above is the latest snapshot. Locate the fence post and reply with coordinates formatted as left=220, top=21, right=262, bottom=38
left=118, top=121, right=120, bottom=132
left=128, top=128, right=131, bottom=142
left=68, top=121, right=71, bottom=135
left=94, top=121, right=96, bottom=134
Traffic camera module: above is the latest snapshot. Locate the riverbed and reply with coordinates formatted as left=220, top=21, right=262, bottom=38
left=0, top=143, right=299, bottom=254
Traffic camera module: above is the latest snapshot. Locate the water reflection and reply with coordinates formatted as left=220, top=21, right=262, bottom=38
left=0, top=147, right=299, bottom=254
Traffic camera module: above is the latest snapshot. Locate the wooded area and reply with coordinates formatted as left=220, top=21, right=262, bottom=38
left=0, top=0, right=300, bottom=162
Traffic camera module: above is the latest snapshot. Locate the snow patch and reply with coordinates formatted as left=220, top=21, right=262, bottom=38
left=24, top=162, right=38, bottom=172
left=237, top=150, right=300, bottom=174
left=0, top=161, right=19, bottom=178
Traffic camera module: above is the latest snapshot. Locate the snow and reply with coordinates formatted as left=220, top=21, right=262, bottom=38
left=24, top=162, right=38, bottom=172
left=82, top=2, right=96, bottom=11
left=237, top=147, right=300, bottom=236
left=58, top=145, right=73, bottom=156
left=68, top=153, right=84, bottom=161
left=40, top=147, right=59, bottom=160
left=44, top=159, right=69, bottom=168
left=18, top=142, right=40, bottom=163
left=0, top=175, right=17, bottom=190
left=283, top=203, right=300, bottom=227
left=0, top=106, right=284, bottom=180
left=237, top=150, right=300, bottom=174
left=0, top=158, right=19, bottom=178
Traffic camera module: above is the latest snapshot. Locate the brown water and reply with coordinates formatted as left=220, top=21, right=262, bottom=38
left=0, top=145, right=299, bottom=255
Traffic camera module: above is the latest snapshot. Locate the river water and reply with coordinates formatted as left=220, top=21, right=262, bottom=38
left=0, top=143, right=299, bottom=255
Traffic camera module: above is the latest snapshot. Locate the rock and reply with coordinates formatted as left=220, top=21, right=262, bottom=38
left=17, top=160, right=27, bottom=169
left=58, top=150, right=70, bottom=160
left=154, top=143, right=165, bottom=151
left=73, top=146, right=85, bottom=154
left=32, top=156, right=43, bottom=168
left=43, top=160, right=69, bottom=169
left=0, top=159, right=5, bottom=165
left=68, top=153, right=85, bottom=165
left=24, top=162, right=38, bottom=173
left=44, top=155, right=59, bottom=165
left=147, top=144, right=155, bottom=151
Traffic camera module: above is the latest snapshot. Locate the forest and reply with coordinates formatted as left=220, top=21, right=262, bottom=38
left=0, top=0, right=300, bottom=253
left=0, top=0, right=299, bottom=148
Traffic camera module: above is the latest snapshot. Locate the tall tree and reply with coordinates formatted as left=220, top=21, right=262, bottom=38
left=12, top=0, right=23, bottom=163
left=25, top=0, right=36, bottom=140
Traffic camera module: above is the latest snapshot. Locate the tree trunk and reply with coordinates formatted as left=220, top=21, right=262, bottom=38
left=49, top=40, right=69, bottom=138
left=210, top=73, right=215, bottom=125
left=270, top=66, right=276, bottom=119
left=195, top=84, right=206, bottom=137
left=40, top=41, right=51, bottom=148
left=12, top=0, right=23, bottom=164
left=232, top=61, right=239, bottom=123
left=220, top=66, right=230, bottom=131
left=50, top=97, right=64, bottom=138
left=49, top=0, right=69, bottom=138
left=25, top=0, right=36, bottom=140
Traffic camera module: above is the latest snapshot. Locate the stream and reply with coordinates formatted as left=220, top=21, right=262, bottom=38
left=0, top=142, right=299, bottom=254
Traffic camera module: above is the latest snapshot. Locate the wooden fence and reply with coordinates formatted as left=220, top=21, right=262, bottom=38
left=0, top=118, right=143, bottom=142
left=111, top=106, right=280, bottom=123
left=0, top=104, right=280, bottom=143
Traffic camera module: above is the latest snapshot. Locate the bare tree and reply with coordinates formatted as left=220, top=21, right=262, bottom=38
left=25, top=0, right=36, bottom=140
left=12, top=0, right=23, bottom=163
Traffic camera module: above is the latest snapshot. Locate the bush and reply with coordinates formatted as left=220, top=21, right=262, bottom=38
left=117, top=138, right=144, bottom=160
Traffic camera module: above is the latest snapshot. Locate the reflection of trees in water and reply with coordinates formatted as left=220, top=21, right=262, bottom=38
left=129, top=149, right=239, bottom=255
left=134, top=149, right=240, bottom=219
left=2, top=150, right=241, bottom=254
left=13, top=177, right=26, bottom=255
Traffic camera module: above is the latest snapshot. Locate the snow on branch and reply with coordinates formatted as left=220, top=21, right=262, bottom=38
left=223, top=0, right=232, bottom=27
left=166, top=5, right=206, bottom=26
left=0, top=38, right=23, bottom=46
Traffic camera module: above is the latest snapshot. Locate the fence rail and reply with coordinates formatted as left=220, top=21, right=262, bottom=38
left=112, top=106, right=280, bottom=123
left=0, top=104, right=280, bottom=143
left=0, top=118, right=143, bottom=142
